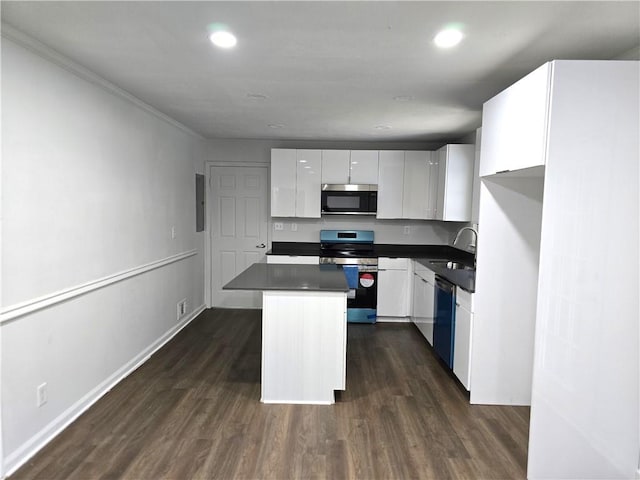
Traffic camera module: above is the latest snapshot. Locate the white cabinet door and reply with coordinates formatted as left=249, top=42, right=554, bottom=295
left=402, top=151, right=430, bottom=219
left=436, top=145, right=474, bottom=221
left=377, top=257, right=410, bottom=317
left=350, top=150, right=379, bottom=184
left=427, top=153, right=440, bottom=219
left=480, top=62, right=551, bottom=176
left=295, top=149, right=321, bottom=218
left=377, top=270, right=408, bottom=317
left=321, top=150, right=350, bottom=184
left=377, top=151, right=405, bottom=219
left=454, top=290, right=473, bottom=390
left=271, top=149, right=297, bottom=217
left=412, top=270, right=435, bottom=345
left=266, top=255, right=320, bottom=264
left=423, top=277, right=435, bottom=345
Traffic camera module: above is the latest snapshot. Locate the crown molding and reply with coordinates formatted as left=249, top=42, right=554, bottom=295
left=1, top=22, right=204, bottom=140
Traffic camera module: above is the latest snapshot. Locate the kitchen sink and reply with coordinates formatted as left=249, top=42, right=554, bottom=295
left=429, top=260, right=475, bottom=271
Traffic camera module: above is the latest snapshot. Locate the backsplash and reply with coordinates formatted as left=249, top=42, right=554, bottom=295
left=271, top=216, right=466, bottom=245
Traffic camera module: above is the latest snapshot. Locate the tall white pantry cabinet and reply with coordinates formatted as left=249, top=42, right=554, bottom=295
left=472, top=60, right=638, bottom=480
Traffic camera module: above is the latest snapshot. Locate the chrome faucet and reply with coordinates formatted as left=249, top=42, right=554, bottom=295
left=453, top=226, right=478, bottom=253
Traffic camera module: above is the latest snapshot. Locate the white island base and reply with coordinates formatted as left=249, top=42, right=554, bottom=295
left=261, top=290, right=347, bottom=405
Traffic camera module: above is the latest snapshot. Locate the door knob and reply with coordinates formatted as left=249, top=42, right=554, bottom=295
left=256, top=243, right=266, bottom=248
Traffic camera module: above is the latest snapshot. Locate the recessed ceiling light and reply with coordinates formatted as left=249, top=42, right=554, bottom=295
left=268, top=123, right=284, bottom=129
left=209, top=30, right=237, bottom=48
left=374, top=125, right=392, bottom=130
left=393, top=95, right=414, bottom=102
left=247, top=93, right=268, bottom=100
left=434, top=28, right=464, bottom=48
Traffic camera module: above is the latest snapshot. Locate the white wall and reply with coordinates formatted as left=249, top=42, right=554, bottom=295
left=0, top=35, right=205, bottom=476
left=471, top=174, right=544, bottom=406
left=207, top=138, right=467, bottom=245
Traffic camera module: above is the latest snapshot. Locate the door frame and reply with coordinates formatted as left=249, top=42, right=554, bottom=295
left=205, top=162, right=271, bottom=308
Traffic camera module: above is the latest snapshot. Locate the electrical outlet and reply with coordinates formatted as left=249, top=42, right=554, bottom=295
left=291, top=223, right=298, bottom=232
left=176, top=299, right=187, bottom=320
left=274, top=222, right=284, bottom=231
left=37, top=383, right=48, bottom=407
left=403, top=226, right=411, bottom=235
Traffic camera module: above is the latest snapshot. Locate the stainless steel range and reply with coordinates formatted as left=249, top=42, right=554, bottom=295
left=319, top=230, right=377, bottom=323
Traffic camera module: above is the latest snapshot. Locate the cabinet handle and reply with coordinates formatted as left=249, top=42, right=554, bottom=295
left=497, top=169, right=511, bottom=174
left=256, top=243, right=266, bottom=248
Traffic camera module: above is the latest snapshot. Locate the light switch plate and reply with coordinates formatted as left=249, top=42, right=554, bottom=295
left=274, top=222, right=284, bottom=231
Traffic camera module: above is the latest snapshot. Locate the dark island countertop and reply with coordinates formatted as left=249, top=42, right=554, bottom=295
left=223, top=263, right=349, bottom=292
left=268, top=242, right=476, bottom=293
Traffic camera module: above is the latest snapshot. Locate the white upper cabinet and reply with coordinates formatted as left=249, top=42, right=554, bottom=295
left=377, top=150, right=405, bottom=218
left=402, top=151, right=432, bottom=220
left=271, top=148, right=297, bottom=217
left=270, top=148, right=321, bottom=218
left=321, top=150, right=379, bottom=184
left=349, top=150, right=379, bottom=184
left=378, top=150, right=444, bottom=220
left=295, top=149, right=322, bottom=217
left=273, top=146, right=473, bottom=221
left=426, top=152, right=440, bottom=218
left=321, top=150, right=350, bottom=184
left=435, top=144, right=474, bottom=222
left=480, top=62, right=551, bottom=176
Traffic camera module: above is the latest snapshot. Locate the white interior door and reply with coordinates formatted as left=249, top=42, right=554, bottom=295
left=210, top=165, right=269, bottom=308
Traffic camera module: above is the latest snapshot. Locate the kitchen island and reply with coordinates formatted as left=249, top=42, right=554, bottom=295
left=224, top=263, right=349, bottom=405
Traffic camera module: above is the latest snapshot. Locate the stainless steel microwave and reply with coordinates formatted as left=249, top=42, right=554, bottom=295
left=321, top=184, right=377, bottom=215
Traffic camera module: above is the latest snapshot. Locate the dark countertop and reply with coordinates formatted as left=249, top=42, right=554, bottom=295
left=415, top=258, right=476, bottom=293
left=223, top=263, right=349, bottom=292
left=268, top=242, right=476, bottom=293
left=268, top=242, right=473, bottom=262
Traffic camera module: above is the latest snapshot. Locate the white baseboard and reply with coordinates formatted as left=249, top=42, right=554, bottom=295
left=376, top=316, right=411, bottom=323
left=2, top=304, right=206, bottom=478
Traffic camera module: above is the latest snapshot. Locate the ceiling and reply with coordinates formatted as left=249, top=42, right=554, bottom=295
left=2, top=1, right=639, bottom=143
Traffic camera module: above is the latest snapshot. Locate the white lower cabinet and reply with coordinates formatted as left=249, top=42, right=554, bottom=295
left=453, top=289, right=474, bottom=390
left=411, top=262, right=435, bottom=345
left=376, top=257, right=410, bottom=318
left=266, top=255, right=320, bottom=264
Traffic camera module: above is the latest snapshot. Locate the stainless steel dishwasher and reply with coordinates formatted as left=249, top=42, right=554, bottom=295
left=433, top=275, right=456, bottom=368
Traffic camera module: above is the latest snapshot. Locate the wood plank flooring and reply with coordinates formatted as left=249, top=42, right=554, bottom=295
left=12, top=308, right=530, bottom=479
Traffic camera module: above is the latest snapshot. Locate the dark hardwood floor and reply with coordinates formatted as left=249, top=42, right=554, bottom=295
left=12, top=308, right=530, bottom=479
